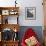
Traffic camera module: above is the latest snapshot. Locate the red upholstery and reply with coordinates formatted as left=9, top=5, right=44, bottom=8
left=21, top=28, right=41, bottom=46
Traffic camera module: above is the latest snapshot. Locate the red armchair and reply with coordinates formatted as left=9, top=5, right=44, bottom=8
left=21, top=28, right=41, bottom=46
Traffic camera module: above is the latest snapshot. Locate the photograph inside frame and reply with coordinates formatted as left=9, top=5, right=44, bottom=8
left=25, top=7, right=36, bottom=20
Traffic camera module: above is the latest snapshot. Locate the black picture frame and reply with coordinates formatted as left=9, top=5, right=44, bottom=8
left=25, top=7, right=36, bottom=20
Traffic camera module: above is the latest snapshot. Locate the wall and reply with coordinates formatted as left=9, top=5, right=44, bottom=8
left=18, top=0, right=44, bottom=26
left=0, top=0, right=44, bottom=26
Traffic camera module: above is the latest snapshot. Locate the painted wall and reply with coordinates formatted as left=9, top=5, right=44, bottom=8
left=0, top=0, right=44, bottom=26
left=18, top=0, right=44, bottom=26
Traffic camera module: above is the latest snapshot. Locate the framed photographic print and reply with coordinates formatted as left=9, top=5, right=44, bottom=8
left=2, top=10, right=9, bottom=15
left=25, top=7, right=36, bottom=20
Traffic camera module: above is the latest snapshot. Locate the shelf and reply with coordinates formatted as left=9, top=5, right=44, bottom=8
left=0, top=7, right=19, bottom=24
left=0, top=7, right=19, bottom=46
left=0, top=7, right=19, bottom=16
left=0, top=7, right=19, bottom=10
left=1, top=15, right=18, bottom=24
left=2, top=40, right=19, bottom=43
left=0, top=24, right=19, bottom=32
left=1, top=40, right=19, bottom=46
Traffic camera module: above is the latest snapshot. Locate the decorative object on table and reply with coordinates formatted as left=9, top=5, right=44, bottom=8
left=15, top=0, right=17, bottom=7
left=21, top=28, right=41, bottom=46
left=13, top=28, right=18, bottom=41
left=1, top=28, right=13, bottom=41
left=9, top=9, right=18, bottom=15
left=13, top=32, right=18, bottom=41
left=25, top=7, right=36, bottom=20
left=5, top=18, right=8, bottom=24
left=2, top=16, right=8, bottom=24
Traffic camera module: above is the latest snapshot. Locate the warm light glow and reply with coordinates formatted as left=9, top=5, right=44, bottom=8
left=0, top=0, right=20, bottom=7
left=0, top=0, right=15, bottom=7
left=0, top=0, right=15, bottom=1
left=14, top=29, right=17, bottom=32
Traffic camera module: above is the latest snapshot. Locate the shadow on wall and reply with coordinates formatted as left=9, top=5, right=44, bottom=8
left=18, top=26, right=44, bottom=44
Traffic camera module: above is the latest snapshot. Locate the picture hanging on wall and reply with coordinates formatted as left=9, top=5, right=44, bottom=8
left=25, top=7, right=36, bottom=20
